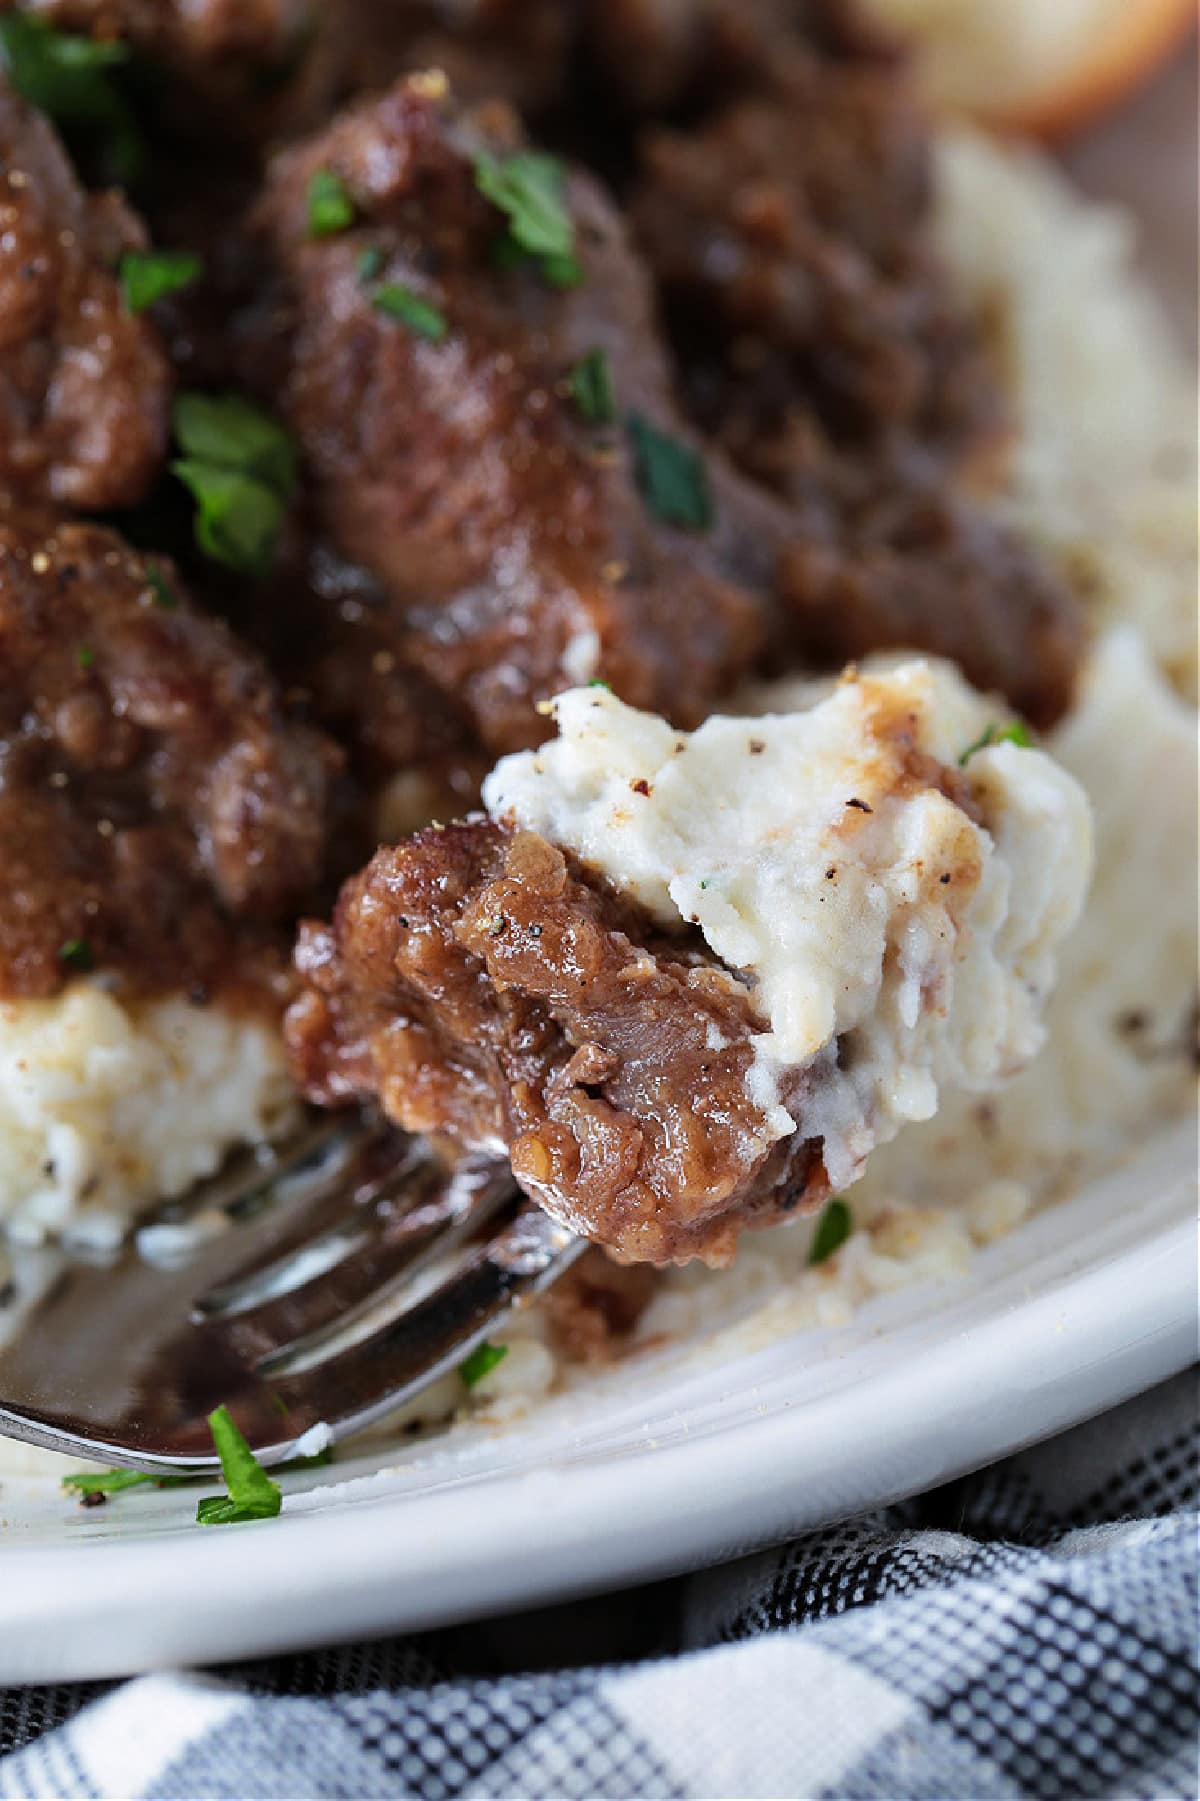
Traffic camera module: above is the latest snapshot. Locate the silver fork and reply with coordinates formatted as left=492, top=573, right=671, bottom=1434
left=0, top=1112, right=585, bottom=1474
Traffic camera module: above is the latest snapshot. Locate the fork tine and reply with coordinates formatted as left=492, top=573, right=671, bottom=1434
left=195, top=1130, right=429, bottom=1318
left=221, top=1160, right=517, bottom=1369
left=262, top=1204, right=586, bottom=1441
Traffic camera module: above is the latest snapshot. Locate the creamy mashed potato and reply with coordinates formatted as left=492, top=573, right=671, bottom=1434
left=486, top=662, right=1092, bottom=1194
left=933, top=127, right=1198, bottom=693
left=0, top=988, right=296, bottom=1245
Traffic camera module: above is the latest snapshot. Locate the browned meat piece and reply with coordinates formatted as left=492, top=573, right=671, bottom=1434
left=776, top=491, right=1083, bottom=733
left=632, top=52, right=999, bottom=491
left=286, top=822, right=827, bottom=1266
left=0, top=504, right=340, bottom=1002
left=540, top=1249, right=659, bottom=1363
left=10, top=0, right=314, bottom=80
left=339, top=0, right=576, bottom=117
left=244, top=524, right=489, bottom=840
left=585, top=0, right=896, bottom=116
left=0, top=81, right=170, bottom=509
left=248, top=76, right=776, bottom=754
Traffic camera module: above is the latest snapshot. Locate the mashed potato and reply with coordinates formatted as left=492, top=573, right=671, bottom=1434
left=487, top=661, right=1092, bottom=1195
left=933, top=127, right=1198, bottom=693
left=0, top=989, right=296, bottom=1246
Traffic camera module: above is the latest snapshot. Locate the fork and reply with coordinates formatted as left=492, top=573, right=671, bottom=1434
left=0, top=1113, right=585, bottom=1474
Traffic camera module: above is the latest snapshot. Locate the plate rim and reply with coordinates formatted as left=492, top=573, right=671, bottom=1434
left=0, top=1120, right=1194, bottom=1684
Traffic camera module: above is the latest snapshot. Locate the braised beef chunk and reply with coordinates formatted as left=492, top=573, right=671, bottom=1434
left=10, top=0, right=315, bottom=82
left=286, top=821, right=827, bottom=1266
left=0, top=81, right=170, bottom=509
left=249, top=77, right=775, bottom=753
left=776, top=492, right=1084, bottom=733
left=632, top=51, right=998, bottom=493
left=0, top=505, right=340, bottom=1002
left=339, top=0, right=575, bottom=117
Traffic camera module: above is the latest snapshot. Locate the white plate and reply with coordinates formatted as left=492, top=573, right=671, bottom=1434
left=0, top=1118, right=1193, bottom=1684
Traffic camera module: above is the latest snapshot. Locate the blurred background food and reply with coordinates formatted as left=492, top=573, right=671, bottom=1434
left=863, top=0, right=1194, bottom=137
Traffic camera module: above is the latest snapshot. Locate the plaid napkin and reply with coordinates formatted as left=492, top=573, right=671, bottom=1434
left=2, top=1368, right=1195, bottom=1800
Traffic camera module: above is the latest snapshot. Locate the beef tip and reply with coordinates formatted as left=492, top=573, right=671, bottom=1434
left=338, top=0, right=576, bottom=118
left=0, top=503, right=341, bottom=1001
left=0, top=81, right=170, bottom=509
left=248, top=76, right=775, bottom=754
left=243, top=523, right=489, bottom=847
left=776, top=489, right=1084, bottom=733
left=629, top=42, right=1084, bottom=727
left=540, top=1249, right=658, bottom=1364
left=632, top=50, right=999, bottom=487
left=286, top=821, right=827, bottom=1266
left=584, top=0, right=896, bottom=116
left=10, top=0, right=315, bottom=81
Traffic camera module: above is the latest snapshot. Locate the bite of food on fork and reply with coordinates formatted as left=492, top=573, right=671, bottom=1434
left=287, top=661, right=1093, bottom=1268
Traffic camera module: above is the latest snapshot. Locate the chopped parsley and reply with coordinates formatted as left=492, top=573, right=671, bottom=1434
left=62, top=1445, right=331, bottom=1503
left=306, top=165, right=356, bottom=237
left=195, top=1405, right=282, bottom=1526
left=356, top=245, right=385, bottom=286
left=807, top=1199, right=853, bottom=1267
left=0, top=14, right=144, bottom=186
left=569, top=348, right=616, bottom=425
left=475, top=150, right=581, bottom=288
left=76, top=643, right=95, bottom=670
left=958, top=720, right=1034, bottom=766
left=371, top=283, right=448, bottom=342
left=58, top=937, right=94, bottom=972
left=144, top=559, right=179, bottom=609
left=460, top=1340, right=508, bottom=1389
left=171, top=394, right=298, bottom=578
left=626, top=413, right=713, bottom=532
left=119, top=250, right=203, bottom=314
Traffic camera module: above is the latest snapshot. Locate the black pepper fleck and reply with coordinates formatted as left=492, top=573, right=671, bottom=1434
left=846, top=797, right=872, bottom=813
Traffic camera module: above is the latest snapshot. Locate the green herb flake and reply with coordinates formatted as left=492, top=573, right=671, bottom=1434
left=62, top=1467, right=196, bottom=1496
left=569, top=348, right=615, bottom=425
left=626, top=413, right=713, bottom=532
left=76, top=643, right=95, bottom=670
left=119, top=249, right=203, bottom=314
left=195, top=1404, right=282, bottom=1526
left=306, top=165, right=356, bottom=238
left=460, top=1341, right=508, bottom=1390
left=58, top=937, right=94, bottom=972
left=356, top=245, right=385, bottom=286
left=0, top=14, right=144, bottom=186
left=371, top=283, right=448, bottom=342
left=171, top=394, right=297, bottom=578
left=475, top=150, right=580, bottom=288
left=958, top=720, right=1034, bottom=766
left=808, top=1199, right=853, bottom=1267
left=144, top=559, right=178, bottom=609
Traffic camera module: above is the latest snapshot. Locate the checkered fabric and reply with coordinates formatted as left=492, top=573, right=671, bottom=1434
left=2, top=1369, right=1196, bottom=1800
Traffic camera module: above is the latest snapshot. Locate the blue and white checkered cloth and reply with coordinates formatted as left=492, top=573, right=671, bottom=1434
left=2, top=1368, right=1196, bottom=1800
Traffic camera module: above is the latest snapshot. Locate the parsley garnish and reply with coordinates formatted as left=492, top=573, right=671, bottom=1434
left=195, top=1405, right=282, bottom=1526
left=0, top=14, right=144, bottom=186
left=58, top=937, right=94, bottom=972
left=171, top=394, right=297, bottom=578
left=958, top=721, right=1034, bottom=766
left=76, top=643, right=94, bottom=670
left=626, top=413, right=713, bottom=531
left=569, top=348, right=615, bottom=424
left=119, top=250, right=203, bottom=314
left=356, top=245, right=385, bottom=286
left=475, top=150, right=581, bottom=288
left=371, top=283, right=448, bottom=342
left=62, top=1446, right=331, bottom=1502
left=808, top=1199, right=853, bottom=1266
left=307, top=166, right=355, bottom=238
left=144, top=559, right=178, bottom=609
left=460, top=1341, right=508, bottom=1389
